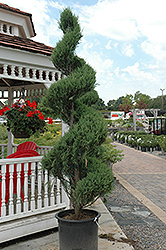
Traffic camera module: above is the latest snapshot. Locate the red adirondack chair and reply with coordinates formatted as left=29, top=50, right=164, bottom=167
left=0, top=141, right=39, bottom=215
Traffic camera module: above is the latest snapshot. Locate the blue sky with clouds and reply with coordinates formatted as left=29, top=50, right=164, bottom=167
left=2, top=0, right=166, bottom=104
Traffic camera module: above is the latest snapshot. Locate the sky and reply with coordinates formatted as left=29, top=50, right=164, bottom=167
left=2, top=0, right=166, bottom=104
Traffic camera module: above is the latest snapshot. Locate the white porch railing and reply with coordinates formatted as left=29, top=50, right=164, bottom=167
left=0, top=63, right=63, bottom=84
left=0, top=155, right=69, bottom=243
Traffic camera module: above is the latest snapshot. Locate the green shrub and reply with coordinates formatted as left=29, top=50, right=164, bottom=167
left=101, top=138, right=124, bottom=164
left=105, top=119, right=112, bottom=126
left=158, top=135, right=166, bottom=152
left=14, top=123, right=61, bottom=146
left=0, top=124, right=8, bottom=140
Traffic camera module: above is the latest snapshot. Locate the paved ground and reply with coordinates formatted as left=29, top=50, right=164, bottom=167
left=103, top=180, right=166, bottom=249
left=113, top=142, right=166, bottom=224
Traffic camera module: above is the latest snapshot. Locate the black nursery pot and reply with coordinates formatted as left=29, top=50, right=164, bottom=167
left=55, top=209, right=101, bottom=250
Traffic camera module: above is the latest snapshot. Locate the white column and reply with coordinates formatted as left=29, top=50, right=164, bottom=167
left=56, top=178, right=61, bottom=205
left=23, top=163, right=29, bottom=212
left=16, top=163, right=22, bottom=214
left=50, top=175, right=55, bottom=206
left=7, top=87, right=14, bottom=156
left=1, top=164, right=6, bottom=217
left=62, top=121, right=69, bottom=136
left=11, top=65, right=15, bottom=77
left=39, top=69, right=43, bottom=80
left=9, top=164, right=14, bottom=215
left=44, top=170, right=49, bottom=207
left=46, top=70, right=49, bottom=81
left=52, top=72, right=55, bottom=82
left=3, top=64, right=8, bottom=76
left=58, top=72, right=61, bottom=80
left=6, top=24, right=10, bottom=35
left=32, top=69, right=36, bottom=80
left=26, top=67, right=30, bottom=79
left=18, top=66, right=23, bottom=78
left=31, top=162, right=36, bottom=211
left=37, top=163, right=42, bottom=208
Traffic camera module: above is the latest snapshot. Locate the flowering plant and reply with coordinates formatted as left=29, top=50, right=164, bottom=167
left=0, top=99, right=53, bottom=138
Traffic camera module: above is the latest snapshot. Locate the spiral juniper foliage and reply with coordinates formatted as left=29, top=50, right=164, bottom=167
left=42, top=8, right=114, bottom=219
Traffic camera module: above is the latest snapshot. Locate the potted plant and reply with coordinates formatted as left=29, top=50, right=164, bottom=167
left=0, top=99, right=53, bottom=138
left=101, top=137, right=124, bottom=171
left=41, top=8, right=115, bottom=250
left=158, top=135, right=166, bottom=154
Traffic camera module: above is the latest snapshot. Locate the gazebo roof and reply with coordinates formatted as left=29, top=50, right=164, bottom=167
left=0, top=3, right=62, bottom=101
left=0, top=3, right=33, bottom=17
left=0, top=3, right=36, bottom=37
left=0, top=33, right=53, bottom=56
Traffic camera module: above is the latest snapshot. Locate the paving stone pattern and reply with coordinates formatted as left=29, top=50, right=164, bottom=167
left=113, top=142, right=166, bottom=213
left=104, top=181, right=166, bottom=250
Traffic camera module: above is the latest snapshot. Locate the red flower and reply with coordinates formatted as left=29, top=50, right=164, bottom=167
left=27, top=100, right=37, bottom=109
left=32, top=100, right=37, bottom=109
left=38, top=114, right=45, bottom=121
left=48, top=117, right=53, bottom=124
left=19, top=108, right=21, bottom=112
left=4, top=106, right=10, bottom=112
left=27, top=111, right=33, bottom=117
left=0, top=109, right=4, bottom=116
left=27, top=100, right=31, bottom=106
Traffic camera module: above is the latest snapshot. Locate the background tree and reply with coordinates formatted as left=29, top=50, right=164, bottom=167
left=119, top=99, right=132, bottom=114
left=93, top=98, right=106, bottom=110
left=119, top=94, right=133, bottom=113
left=107, top=99, right=116, bottom=111
left=148, top=95, right=166, bottom=110
left=107, top=96, right=124, bottom=111
left=134, top=91, right=151, bottom=108
left=41, top=8, right=114, bottom=219
left=135, top=99, right=149, bottom=109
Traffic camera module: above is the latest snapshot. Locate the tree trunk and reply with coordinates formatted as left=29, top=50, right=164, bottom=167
left=70, top=102, right=74, bottom=129
left=74, top=166, right=80, bottom=219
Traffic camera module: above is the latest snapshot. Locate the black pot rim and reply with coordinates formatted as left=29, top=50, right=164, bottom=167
left=55, top=209, right=101, bottom=223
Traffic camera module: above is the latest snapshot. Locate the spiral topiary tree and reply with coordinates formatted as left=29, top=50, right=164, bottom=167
left=42, top=8, right=114, bottom=219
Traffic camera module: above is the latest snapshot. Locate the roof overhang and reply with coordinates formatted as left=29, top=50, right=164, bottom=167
left=0, top=3, right=36, bottom=38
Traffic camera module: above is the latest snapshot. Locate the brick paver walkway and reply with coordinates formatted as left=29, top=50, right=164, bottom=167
left=113, top=142, right=166, bottom=215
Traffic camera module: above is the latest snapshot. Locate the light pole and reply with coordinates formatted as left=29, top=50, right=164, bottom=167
left=160, top=88, right=165, bottom=110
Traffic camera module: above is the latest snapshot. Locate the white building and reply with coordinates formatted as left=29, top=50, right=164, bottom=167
left=0, top=3, right=63, bottom=105
left=0, top=4, right=69, bottom=243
